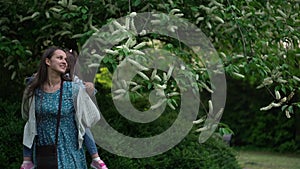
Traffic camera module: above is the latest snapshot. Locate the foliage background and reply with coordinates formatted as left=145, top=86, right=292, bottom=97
left=0, top=0, right=299, bottom=168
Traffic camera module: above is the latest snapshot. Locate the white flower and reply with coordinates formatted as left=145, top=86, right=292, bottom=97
left=129, top=12, right=137, bottom=17
left=195, top=126, right=209, bottom=132
left=275, top=90, right=281, bottom=100
left=285, top=110, right=291, bottom=118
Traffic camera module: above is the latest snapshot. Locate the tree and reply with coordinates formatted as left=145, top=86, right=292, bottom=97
left=0, top=0, right=299, bottom=149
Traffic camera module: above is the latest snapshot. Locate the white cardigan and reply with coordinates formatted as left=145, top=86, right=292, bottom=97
left=21, top=86, right=100, bottom=149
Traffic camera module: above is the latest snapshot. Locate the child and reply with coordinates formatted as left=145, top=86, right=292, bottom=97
left=65, top=49, right=108, bottom=169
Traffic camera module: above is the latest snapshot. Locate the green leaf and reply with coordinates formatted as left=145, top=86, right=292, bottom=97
left=147, top=83, right=152, bottom=89
left=81, top=7, right=88, bottom=14
left=191, top=6, right=198, bottom=12
left=281, top=105, right=288, bottom=111
left=82, top=14, right=88, bottom=20
left=288, top=105, right=294, bottom=114
left=294, top=102, right=300, bottom=108
left=281, top=85, right=286, bottom=94
left=133, top=0, right=141, bottom=7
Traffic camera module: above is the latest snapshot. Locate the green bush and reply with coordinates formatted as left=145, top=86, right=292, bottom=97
left=0, top=99, right=24, bottom=169
left=95, top=89, right=241, bottom=169
left=221, top=78, right=299, bottom=152
left=0, top=81, right=242, bottom=169
left=276, top=140, right=300, bottom=153
left=1, top=93, right=241, bottom=169
left=97, top=135, right=241, bottom=169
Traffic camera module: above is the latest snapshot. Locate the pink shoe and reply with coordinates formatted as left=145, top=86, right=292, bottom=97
left=90, top=159, right=108, bottom=169
left=20, top=161, right=34, bottom=169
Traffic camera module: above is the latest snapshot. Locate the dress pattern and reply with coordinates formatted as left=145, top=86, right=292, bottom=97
left=35, top=81, right=87, bottom=169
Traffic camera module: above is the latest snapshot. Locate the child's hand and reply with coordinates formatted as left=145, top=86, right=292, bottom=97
left=83, top=82, right=95, bottom=96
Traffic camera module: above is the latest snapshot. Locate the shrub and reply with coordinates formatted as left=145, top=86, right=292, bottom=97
left=95, top=91, right=241, bottom=169
left=97, top=134, right=241, bottom=169
left=1, top=88, right=241, bottom=169
left=0, top=99, right=24, bottom=169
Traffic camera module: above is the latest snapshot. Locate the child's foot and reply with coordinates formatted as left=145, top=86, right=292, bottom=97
left=90, top=159, right=108, bottom=169
left=20, top=161, right=34, bottom=169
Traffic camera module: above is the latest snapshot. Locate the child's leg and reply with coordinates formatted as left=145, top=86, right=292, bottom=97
left=20, top=146, right=34, bottom=169
left=84, top=128, right=98, bottom=156
left=23, top=145, right=33, bottom=160
left=84, top=128, right=108, bottom=169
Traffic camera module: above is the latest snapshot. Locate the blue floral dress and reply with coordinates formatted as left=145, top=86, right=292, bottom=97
left=35, top=81, right=87, bottom=169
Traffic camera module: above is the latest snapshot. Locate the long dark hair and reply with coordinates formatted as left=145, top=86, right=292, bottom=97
left=64, top=49, right=78, bottom=81
left=26, top=46, right=64, bottom=98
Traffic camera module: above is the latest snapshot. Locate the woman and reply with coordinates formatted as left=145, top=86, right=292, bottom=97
left=20, top=46, right=100, bottom=169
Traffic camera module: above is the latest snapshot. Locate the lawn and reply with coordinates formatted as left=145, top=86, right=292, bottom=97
left=236, top=150, right=300, bottom=169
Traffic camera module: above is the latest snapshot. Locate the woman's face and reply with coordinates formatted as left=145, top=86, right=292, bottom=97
left=46, top=49, right=68, bottom=74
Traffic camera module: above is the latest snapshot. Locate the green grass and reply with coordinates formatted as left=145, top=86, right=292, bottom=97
left=236, top=150, right=300, bottom=169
